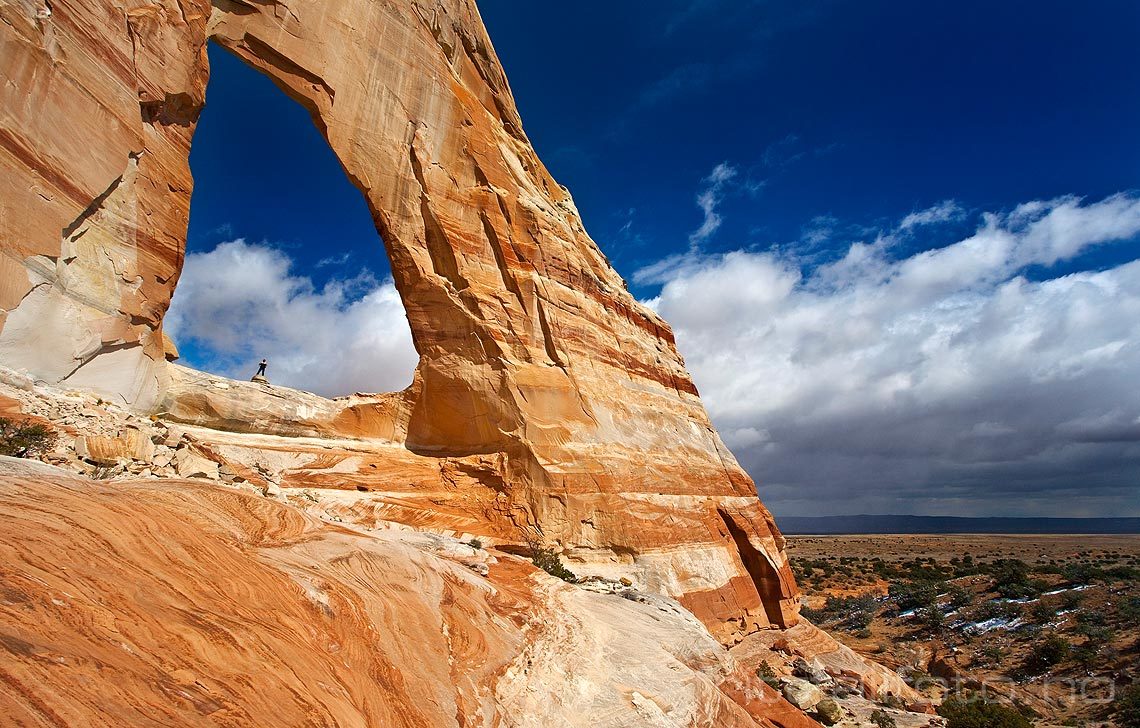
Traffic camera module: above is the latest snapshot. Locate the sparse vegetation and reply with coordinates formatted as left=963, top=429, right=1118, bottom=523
left=889, top=579, right=941, bottom=611
left=1029, top=601, right=1057, bottom=624
left=802, top=593, right=878, bottom=632
left=984, top=559, right=1046, bottom=599
left=755, top=660, right=780, bottom=689
left=938, top=694, right=1033, bottom=728
left=1021, top=634, right=1070, bottom=674
left=526, top=539, right=576, bottom=582
left=0, top=417, right=55, bottom=458
left=1115, top=685, right=1140, bottom=728
left=467, top=538, right=483, bottom=550
left=787, top=534, right=1139, bottom=725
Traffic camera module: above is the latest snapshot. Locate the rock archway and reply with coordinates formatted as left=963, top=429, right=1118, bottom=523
left=0, top=0, right=799, bottom=639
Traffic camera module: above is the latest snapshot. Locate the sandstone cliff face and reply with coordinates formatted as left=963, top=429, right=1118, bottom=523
left=0, top=457, right=819, bottom=728
left=0, top=0, right=210, bottom=405
left=0, top=0, right=798, bottom=639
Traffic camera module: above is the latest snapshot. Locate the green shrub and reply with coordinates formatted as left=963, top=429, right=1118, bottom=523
left=1074, top=622, right=1113, bottom=644
left=1060, top=590, right=1084, bottom=610
left=1061, top=563, right=1100, bottom=584
left=0, top=418, right=56, bottom=458
left=1120, top=595, right=1140, bottom=625
left=527, top=540, right=576, bottom=582
left=985, top=560, right=1046, bottom=599
left=1029, top=601, right=1057, bottom=624
left=971, top=600, right=1022, bottom=622
left=1021, top=634, right=1070, bottom=674
left=467, top=538, right=483, bottom=550
left=918, top=606, right=946, bottom=632
left=889, top=580, right=941, bottom=611
left=1115, top=685, right=1140, bottom=728
left=938, top=694, right=1032, bottom=728
left=1071, top=641, right=1101, bottom=667
left=946, top=583, right=973, bottom=608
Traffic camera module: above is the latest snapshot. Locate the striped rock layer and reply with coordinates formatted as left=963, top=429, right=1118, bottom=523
left=0, top=0, right=799, bottom=639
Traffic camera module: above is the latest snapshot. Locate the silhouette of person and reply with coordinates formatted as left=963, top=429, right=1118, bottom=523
left=255, top=359, right=267, bottom=377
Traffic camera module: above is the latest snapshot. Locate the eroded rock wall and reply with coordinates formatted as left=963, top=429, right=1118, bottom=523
left=0, top=0, right=799, bottom=638
left=0, top=0, right=210, bottom=408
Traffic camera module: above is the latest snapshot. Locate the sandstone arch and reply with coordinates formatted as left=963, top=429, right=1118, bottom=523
left=0, top=0, right=798, bottom=639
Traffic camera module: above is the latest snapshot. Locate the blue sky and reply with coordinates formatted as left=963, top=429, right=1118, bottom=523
left=172, top=1, right=1140, bottom=517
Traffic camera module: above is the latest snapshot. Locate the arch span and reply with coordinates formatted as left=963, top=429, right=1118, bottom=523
left=0, top=0, right=799, bottom=642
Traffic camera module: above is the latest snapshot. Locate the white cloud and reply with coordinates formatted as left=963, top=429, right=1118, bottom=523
left=689, top=162, right=738, bottom=245
left=642, top=194, right=1140, bottom=517
left=165, top=240, right=419, bottom=396
left=631, top=162, right=744, bottom=287
left=898, top=200, right=963, bottom=231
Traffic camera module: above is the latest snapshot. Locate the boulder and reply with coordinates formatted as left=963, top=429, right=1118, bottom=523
left=794, top=657, right=832, bottom=685
left=74, top=434, right=151, bottom=465
left=781, top=677, right=824, bottom=711
left=121, top=427, right=155, bottom=462
left=815, top=698, right=843, bottom=725
left=174, top=450, right=219, bottom=480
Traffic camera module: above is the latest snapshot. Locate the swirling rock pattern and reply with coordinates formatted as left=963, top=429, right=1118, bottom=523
left=0, top=457, right=817, bottom=728
left=0, top=0, right=797, bottom=641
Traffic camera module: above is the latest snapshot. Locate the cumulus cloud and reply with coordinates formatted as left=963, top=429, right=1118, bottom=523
left=165, top=240, right=419, bottom=396
left=641, top=194, right=1140, bottom=517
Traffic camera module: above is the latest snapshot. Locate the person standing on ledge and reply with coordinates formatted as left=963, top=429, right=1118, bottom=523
left=255, top=359, right=268, bottom=377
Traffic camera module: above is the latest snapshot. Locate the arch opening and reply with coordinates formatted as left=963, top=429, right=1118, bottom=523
left=166, top=42, right=418, bottom=398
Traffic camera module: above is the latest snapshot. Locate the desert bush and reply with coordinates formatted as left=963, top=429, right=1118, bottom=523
left=971, top=600, right=1022, bottom=622
left=755, top=660, right=780, bottom=689
left=938, top=694, right=1032, bottom=728
left=917, top=606, right=946, bottom=632
left=0, top=418, right=56, bottom=458
left=974, top=644, right=1007, bottom=667
left=889, top=580, right=941, bottom=611
left=1115, top=685, right=1140, bottom=728
left=1073, top=621, right=1113, bottom=645
left=1029, top=601, right=1057, bottom=624
left=985, top=560, right=1046, bottom=599
left=467, top=538, right=483, bottom=550
left=869, top=709, right=897, bottom=728
left=1058, top=590, right=1084, bottom=611
left=1070, top=641, right=1101, bottom=667
left=1104, top=564, right=1139, bottom=580
left=804, top=593, right=878, bottom=630
left=946, top=583, right=973, bottom=609
left=526, top=539, right=576, bottom=582
left=1061, top=563, right=1100, bottom=584
left=1120, top=595, right=1140, bottom=625
left=1021, top=634, right=1070, bottom=674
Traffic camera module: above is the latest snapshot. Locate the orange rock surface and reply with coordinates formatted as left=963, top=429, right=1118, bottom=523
left=0, top=0, right=797, bottom=642
left=0, top=458, right=818, bottom=728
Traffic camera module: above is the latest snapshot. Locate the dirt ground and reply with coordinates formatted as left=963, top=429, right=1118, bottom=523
left=786, top=534, right=1140, bottom=726
left=787, top=534, right=1140, bottom=564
